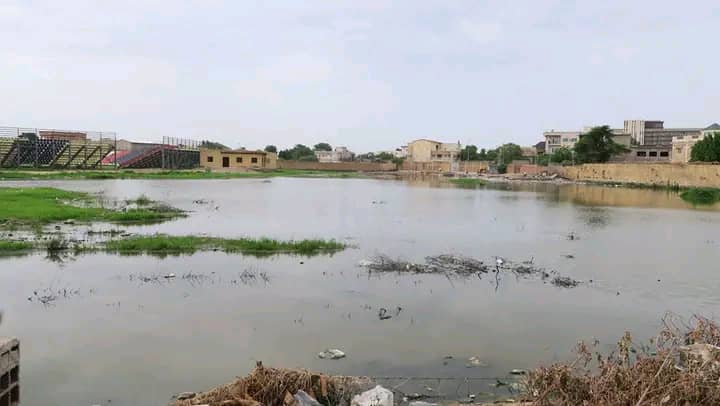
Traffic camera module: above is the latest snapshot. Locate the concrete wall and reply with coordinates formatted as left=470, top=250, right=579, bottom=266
left=401, top=160, right=489, bottom=173
left=507, top=163, right=547, bottom=175
left=561, top=163, right=720, bottom=188
left=277, top=160, right=396, bottom=171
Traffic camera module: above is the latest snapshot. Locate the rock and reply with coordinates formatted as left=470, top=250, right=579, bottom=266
left=164, top=273, right=176, bottom=279
left=294, top=390, right=322, bottom=406
left=64, top=219, right=75, bottom=225
left=351, top=385, right=393, bottom=406
left=177, top=391, right=196, bottom=400
left=318, top=349, right=346, bottom=360
left=509, top=369, right=527, bottom=375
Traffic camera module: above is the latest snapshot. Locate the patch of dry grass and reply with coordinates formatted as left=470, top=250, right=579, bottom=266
left=525, top=314, right=720, bottom=405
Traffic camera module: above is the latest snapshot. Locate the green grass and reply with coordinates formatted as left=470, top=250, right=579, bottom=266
left=125, top=194, right=153, bottom=205
left=0, top=187, right=184, bottom=227
left=0, top=241, right=33, bottom=251
left=104, top=235, right=347, bottom=255
left=449, top=178, right=487, bottom=187
left=0, top=169, right=362, bottom=180
left=680, top=188, right=720, bottom=205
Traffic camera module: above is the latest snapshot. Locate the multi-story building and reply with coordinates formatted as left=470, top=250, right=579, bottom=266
left=672, top=123, right=720, bottom=163
left=545, top=120, right=702, bottom=162
left=315, top=146, right=354, bottom=163
left=543, top=131, right=580, bottom=154
left=407, top=139, right=462, bottom=162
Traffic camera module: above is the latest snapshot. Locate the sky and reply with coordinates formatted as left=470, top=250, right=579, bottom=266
left=0, top=1, right=718, bottom=152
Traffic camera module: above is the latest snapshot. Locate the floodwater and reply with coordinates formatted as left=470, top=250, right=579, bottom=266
left=1, top=177, right=720, bottom=405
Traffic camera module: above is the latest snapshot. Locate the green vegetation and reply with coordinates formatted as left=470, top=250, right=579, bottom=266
left=449, top=178, right=487, bottom=187
left=690, top=132, right=720, bottom=162
left=550, top=147, right=573, bottom=164
left=200, top=140, right=230, bottom=150
left=278, top=144, right=317, bottom=161
left=0, top=169, right=363, bottom=180
left=573, top=126, right=629, bottom=163
left=125, top=194, right=153, bottom=205
left=680, top=188, right=720, bottom=205
left=0, top=187, right=184, bottom=227
left=0, top=241, right=33, bottom=251
left=314, top=142, right=332, bottom=152
left=264, top=145, right=277, bottom=153
left=104, top=235, right=346, bottom=255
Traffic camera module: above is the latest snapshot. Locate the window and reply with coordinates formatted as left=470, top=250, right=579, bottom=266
left=637, top=151, right=647, bottom=157
left=649, top=151, right=658, bottom=157
left=660, top=151, right=669, bottom=157
left=207, top=156, right=214, bottom=163
left=251, top=157, right=258, bottom=164
left=692, top=135, right=699, bottom=139
left=236, top=157, right=243, bottom=163
left=676, top=136, right=684, bottom=140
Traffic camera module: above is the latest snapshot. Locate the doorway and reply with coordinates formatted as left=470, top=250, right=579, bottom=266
left=222, top=156, right=229, bottom=167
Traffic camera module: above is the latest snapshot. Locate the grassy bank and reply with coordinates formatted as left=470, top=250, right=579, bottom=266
left=104, top=235, right=346, bottom=255
left=680, top=188, right=720, bottom=205
left=0, top=241, right=33, bottom=251
left=0, top=169, right=362, bottom=180
left=0, top=187, right=184, bottom=227
left=448, top=178, right=487, bottom=187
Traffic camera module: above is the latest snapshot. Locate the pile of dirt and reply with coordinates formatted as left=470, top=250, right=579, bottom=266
left=171, top=363, right=370, bottom=406
left=525, top=315, right=720, bottom=405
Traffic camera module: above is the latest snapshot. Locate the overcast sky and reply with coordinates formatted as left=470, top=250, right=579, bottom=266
left=1, top=1, right=718, bottom=152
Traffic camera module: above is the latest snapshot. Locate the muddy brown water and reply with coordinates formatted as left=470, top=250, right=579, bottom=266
left=1, top=177, right=720, bottom=405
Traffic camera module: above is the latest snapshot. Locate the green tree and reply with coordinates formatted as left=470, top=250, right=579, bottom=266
left=460, top=145, right=479, bottom=160
left=485, top=149, right=498, bottom=162
left=375, top=152, right=395, bottom=161
left=550, top=147, right=573, bottom=164
left=200, top=140, right=229, bottom=150
left=278, top=144, right=317, bottom=160
left=690, top=133, right=720, bottom=162
left=314, top=142, right=332, bottom=151
left=264, top=145, right=277, bottom=153
left=496, top=143, right=523, bottom=164
left=537, top=154, right=550, bottom=166
left=573, top=126, right=628, bottom=163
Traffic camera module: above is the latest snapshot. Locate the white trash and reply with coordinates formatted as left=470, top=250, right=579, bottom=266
left=351, top=385, right=393, bottom=406
left=294, top=390, right=322, bottom=406
left=318, top=349, right=346, bottom=360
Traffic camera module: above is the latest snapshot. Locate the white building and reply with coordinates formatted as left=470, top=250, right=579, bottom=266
left=315, top=146, right=354, bottom=162
left=394, top=145, right=408, bottom=158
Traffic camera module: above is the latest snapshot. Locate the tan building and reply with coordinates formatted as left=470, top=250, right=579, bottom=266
left=544, top=131, right=580, bottom=154
left=407, top=139, right=461, bottom=162
left=315, top=146, right=354, bottom=162
left=200, top=148, right=277, bottom=170
left=672, top=123, right=720, bottom=163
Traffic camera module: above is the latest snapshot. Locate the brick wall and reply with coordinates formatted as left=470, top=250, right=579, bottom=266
left=562, top=163, right=720, bottom=188
left=277, top=160, right=396, bottom=171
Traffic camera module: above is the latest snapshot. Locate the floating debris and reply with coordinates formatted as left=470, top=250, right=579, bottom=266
left=551, top=276, right=581, bottom=288
left=318, top=349, right=346, bottom=360
left=466, top=356, right=489, bottom=368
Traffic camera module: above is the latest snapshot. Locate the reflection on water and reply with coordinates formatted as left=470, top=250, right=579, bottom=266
left=1, top=177, right=719, bottom=405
